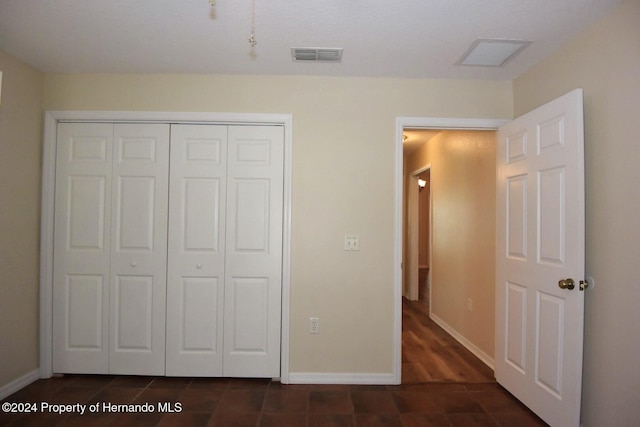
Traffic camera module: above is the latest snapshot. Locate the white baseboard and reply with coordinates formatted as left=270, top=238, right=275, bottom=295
left=429, top=312, right=495, bottom=371
left=287, top=372, right=395, bottom=385
left=0, top=369, right=40, bottom=400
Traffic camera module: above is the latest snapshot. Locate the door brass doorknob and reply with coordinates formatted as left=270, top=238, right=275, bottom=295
left=558, top=278, right=575, bottom=290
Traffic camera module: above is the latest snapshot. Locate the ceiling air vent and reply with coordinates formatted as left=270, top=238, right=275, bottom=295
left=291, top=47, right=343, bottom=62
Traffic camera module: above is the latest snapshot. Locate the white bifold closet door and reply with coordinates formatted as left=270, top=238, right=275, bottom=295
left=166, top=124, right=284, bottom=378
left=52, top=123, right=169, bottom=375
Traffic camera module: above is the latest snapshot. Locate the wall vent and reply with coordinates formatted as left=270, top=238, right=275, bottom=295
left=291, top=47, right=343, bottom=62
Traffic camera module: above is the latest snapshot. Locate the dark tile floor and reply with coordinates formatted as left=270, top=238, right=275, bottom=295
left=0, top=375, right=547, bottom=426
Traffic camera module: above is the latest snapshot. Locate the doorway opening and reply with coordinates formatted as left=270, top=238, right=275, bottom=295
left=402, top=142, right=493, bottom=383
left=394, top=117, right=508, bottom=385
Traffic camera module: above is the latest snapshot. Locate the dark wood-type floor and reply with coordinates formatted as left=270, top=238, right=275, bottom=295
left=1, top=270, right=546, bottom=426
left=1, top=376, right=547, bottom=427
left=402, top=270, right=495, bottom=384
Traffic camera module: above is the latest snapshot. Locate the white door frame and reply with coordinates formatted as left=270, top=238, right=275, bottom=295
left=393, top=117, right=508, bottom=384
left=39, top=110, right=293, bottom=382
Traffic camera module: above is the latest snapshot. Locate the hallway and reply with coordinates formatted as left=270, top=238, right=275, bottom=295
left=402, top=270, right=494, bottom=384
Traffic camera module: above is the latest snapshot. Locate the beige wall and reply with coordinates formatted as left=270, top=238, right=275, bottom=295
left=41, top=74, right=512, bottom=375
left=514, top=0, right=640, bottom=425
left=406, top=131, right=496, bottom=358
left=0, top=51, right=44, bottom=386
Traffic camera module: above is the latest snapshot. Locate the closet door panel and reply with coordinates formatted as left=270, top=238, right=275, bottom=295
left=228, top=277, right=269, bottom=351
left=184, top=178, right=222, bottom=251
left=113, top=275, right=154, bottom=350
left=116, top=176, right=156, bottom=250
left=108, top=124, right=169, bottom=375
left=67, top=177, right=107, bottom=249
left=53, top=123, right=113, bottom=374
left=180, top=277, right=221, bottom=350
left=224, top=125, right=284, bottom=378
left=166, top=125, right=227, bottom=376
left=233, top=179, right=270, bottom=251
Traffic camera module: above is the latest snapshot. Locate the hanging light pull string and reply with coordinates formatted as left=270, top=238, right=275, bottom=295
left=248, top=0, right=257, bottom=46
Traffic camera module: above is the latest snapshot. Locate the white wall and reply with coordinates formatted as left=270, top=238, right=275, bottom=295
left=514, top=0, right=640, bottom=424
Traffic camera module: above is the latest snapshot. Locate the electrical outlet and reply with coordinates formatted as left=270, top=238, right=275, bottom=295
left=466, top=298, right=472, bottom=312
left=344, top=236, right=360, bottom=251
left=310, top=317, right=320, bottom=334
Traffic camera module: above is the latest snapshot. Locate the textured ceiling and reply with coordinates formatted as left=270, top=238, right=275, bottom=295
left=0, top=0, right=622, bottom=80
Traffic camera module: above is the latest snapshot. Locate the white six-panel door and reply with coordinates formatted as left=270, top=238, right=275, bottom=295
left=495, top=89, right=585, bottom=427
left=166, top=125, right=228, bottom=376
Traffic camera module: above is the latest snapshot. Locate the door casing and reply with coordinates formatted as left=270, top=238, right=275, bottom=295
left=39, top=110, right=293, bottom=382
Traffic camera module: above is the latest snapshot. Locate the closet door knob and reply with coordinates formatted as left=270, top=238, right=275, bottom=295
left=196, top=264, right=203, bottom=269
left=130, top=262, right=137, bottom=268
